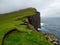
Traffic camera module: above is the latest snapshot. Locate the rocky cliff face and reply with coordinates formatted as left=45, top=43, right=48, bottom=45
left=27, top=12, right=41, bottom=30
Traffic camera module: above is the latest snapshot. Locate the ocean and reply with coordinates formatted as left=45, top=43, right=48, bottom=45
left=40, top=17, right=60, bottom=45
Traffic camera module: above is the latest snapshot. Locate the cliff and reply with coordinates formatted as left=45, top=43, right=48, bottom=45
left=27, top=12, right=41, bottom=30
left=0, top=8, right=52, bottom=45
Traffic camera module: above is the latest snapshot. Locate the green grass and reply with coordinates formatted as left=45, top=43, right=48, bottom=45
left=3, top=30, right=52, bottom=45
left=0, top=8, right=52, bottom=45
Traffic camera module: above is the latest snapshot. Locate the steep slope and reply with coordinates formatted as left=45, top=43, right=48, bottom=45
left=0, top=8, right=52, bottom=45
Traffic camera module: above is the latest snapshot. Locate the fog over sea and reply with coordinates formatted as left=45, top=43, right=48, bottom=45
left=39, top=17, right=60, bottom=45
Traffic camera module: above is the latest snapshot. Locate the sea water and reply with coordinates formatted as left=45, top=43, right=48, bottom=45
left=40, top=17, right=60, bottom=45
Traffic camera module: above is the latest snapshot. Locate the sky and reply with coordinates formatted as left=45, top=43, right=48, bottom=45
left=0, top=0, right=60, bottom=17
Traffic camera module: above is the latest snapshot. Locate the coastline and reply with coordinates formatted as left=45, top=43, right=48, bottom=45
left=38, top=23, right=59, bottom=45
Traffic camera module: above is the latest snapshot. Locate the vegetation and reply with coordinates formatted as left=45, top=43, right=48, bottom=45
left=0, top=8, right=52, bottom=45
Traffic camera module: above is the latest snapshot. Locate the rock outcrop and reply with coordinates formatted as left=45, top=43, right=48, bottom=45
left=44, top=33, right=59, bottom=45
left=27, top=12, right=41, bottom=30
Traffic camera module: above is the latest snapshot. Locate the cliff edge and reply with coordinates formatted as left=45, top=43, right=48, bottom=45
left=0, top=8, right=52, bottom=45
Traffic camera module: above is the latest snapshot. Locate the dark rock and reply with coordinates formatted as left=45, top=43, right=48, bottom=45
left=23, top=18, right=35, bottom=30
left=27, top=12, right=41, bottom=30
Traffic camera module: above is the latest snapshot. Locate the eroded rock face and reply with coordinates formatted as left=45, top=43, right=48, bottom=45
left=27, top=12, right=41, bottom=30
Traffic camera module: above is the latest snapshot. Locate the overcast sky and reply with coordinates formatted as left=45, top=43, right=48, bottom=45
left=0, top=0, right=60, bottom=17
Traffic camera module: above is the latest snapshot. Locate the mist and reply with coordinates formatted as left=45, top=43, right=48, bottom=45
left=0, top=0, right=60, bottom=17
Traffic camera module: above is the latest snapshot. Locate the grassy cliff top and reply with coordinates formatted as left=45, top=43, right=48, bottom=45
left=0, top=8, right=36, bottom=23
left=0, top=8, right=52, bottom=45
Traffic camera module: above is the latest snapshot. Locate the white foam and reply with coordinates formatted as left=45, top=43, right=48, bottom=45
left=38, top=23, right=44, bottom=31
left=41, top=23, right=44, bottom=26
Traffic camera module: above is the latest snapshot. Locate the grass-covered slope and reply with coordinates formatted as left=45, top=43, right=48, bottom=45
left=0, top=8, right=52, bottom=45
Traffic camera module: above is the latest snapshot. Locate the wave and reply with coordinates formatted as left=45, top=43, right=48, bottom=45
left=41, top=23, right=44, bottom=26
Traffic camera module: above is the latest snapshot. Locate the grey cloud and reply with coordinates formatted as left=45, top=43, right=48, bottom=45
left=0, top=0, right=60, bottom=17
